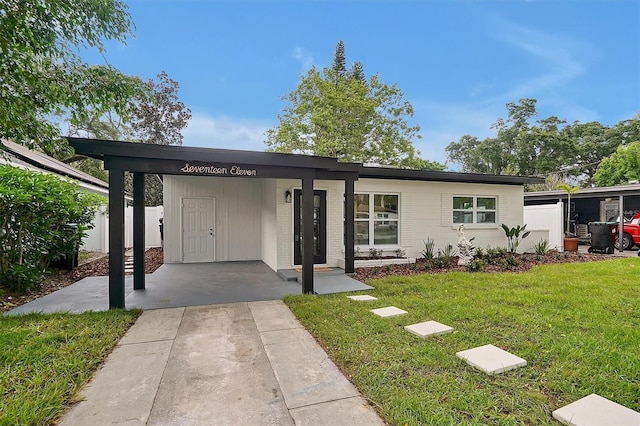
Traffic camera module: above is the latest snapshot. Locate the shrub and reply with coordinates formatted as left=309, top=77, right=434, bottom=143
left=533, top=239, right=549, bottom=255
left=479, top=246, right=508, bottom=265
left=421, top=238, right=435, bottom=260
left=435, top=244, right=457, bottom=267
left=394, top=248, right=406, bottom=258
left=369, top=247, right=382, bottom=259
left=500, top=254, right=520, bottom=270
left=0, top=165, right=103, bottom=291
left=465, top=259, right=487, bottom=272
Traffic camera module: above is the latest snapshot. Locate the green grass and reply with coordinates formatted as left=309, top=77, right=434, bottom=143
left=0, top=310, right=141, bottom=425
left=285, top=259, right=640, bottom=425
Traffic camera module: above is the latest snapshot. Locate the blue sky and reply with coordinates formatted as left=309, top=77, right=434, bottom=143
left=86, top=0, right=640, bottom=166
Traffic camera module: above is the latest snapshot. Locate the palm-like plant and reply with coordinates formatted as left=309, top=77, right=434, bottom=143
left=557, top=183, right=580, bottom=236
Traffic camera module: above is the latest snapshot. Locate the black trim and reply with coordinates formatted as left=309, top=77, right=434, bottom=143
left=294, top=189, right=327, bottom=265
left=360, top=166, right=544, bottom=185
left=108, top=169, right=125, bottom=309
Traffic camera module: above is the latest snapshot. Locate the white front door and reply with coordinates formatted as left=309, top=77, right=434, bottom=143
left=182, top=197, right=215, bottom=263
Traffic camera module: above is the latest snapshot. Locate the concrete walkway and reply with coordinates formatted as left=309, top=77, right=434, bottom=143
left=60, top=301, right=383, bottom=425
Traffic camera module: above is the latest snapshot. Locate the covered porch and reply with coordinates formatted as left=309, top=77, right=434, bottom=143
left=68, top=137, right=363, bottom=310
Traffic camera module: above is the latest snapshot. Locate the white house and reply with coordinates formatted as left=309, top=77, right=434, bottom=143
left=162, top=174, right=536, bottom=271
left=68, top=137, right=543, bottom=308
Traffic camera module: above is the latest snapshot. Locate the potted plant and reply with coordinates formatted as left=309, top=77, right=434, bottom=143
left=557, top=183, right=580, bottom=252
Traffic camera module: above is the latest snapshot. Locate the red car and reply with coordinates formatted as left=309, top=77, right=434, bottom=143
left=611, top=211, right=640, bottom=251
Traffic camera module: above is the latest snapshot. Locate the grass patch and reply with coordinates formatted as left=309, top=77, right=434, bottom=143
left=0, top=309, right=141, bottom=425
left=285, top=259, right=640, bottom=425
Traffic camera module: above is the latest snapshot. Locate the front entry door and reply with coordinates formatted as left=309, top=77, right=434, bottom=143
left=294, top=189, right=326, bottom=265
left=182, top=197, right=215, bottom=262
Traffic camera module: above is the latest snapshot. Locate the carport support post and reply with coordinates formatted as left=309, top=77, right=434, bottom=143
left=302, top=177, right=314, bottom=294
left=133, top=173, right=145, bottom=290
left=618, top=195, right=624, bottom=252
left=108, top=169, right=126, bottom=309
left=344, top=179, right=355, bottom=273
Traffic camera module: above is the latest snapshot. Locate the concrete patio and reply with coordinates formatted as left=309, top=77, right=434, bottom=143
left=7, top=261, right=373, bottom=315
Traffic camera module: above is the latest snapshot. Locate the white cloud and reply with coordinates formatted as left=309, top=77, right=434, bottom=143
left=485, top=16, right=597, bottom=110
left=182, top=113, right=273, bottom=152
left=292, top=46, right=314, bottom=71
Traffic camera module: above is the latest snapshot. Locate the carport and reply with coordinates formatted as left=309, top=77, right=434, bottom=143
left=68, top=138, right=362, bottom=310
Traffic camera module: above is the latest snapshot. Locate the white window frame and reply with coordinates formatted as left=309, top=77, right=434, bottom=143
left=355, top=192, right=400, bottom=247
left=452, top=195, right=497, bottom=226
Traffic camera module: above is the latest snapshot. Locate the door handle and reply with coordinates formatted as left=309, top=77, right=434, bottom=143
left=209, top=228, right=214, bottom=236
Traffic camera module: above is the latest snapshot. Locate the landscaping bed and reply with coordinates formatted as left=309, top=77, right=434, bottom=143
left=352, top=250, right=611, bottom=281
left=1, top=248, right=164, bottom=314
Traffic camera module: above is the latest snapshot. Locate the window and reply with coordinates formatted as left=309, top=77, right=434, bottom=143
left=453, top=196, right=496, bottom=224
left=355, top=193, right=399, bottom=245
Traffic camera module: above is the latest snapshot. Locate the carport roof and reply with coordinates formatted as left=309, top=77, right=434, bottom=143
left=525, top=183, right=640, bottom=201
left=68, top=137, right=362, bottom=173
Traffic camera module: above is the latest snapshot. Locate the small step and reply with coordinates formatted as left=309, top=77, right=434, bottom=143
left=456, top=344, right=526, bottom=375
left=552, top=394, right=640, bottom=426
left=405, top=321, right=453, bottom=338
left=347, top=295, right=378, bottom=301
left=371, top=306, right=407, bottom=318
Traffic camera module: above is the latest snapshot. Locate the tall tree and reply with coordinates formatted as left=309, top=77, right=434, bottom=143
left=593, top=141, right=640, bottom=186
left=66, top=72, right=192, bottom=205
left=0, top=0, right=146, bottom=153
left=447, top=99, right=539, bottom=175
left=266, top=41, right=435, bottom=169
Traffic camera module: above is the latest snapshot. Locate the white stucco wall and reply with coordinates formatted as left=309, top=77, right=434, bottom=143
left=163, top=176, right=263, bottom=263
left=164, top=175, right=526, bottom=270
left=274, top=178, right=526, bottom=268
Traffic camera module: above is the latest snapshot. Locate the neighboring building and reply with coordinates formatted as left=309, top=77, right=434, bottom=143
left=525, top=184, right=640, bottom=226
left=0, top=140, right=153, bottom=253
left=1, top=139, right=109, bottom=197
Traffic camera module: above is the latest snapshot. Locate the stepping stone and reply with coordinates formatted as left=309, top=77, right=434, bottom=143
left=552, top=394, right=640, bottom=426
left=371, top=306, right=407, bottom=318
left=347, top=295, right=378, bottom=301
left=405, top=321, right=453, bottom=338
left=456, top=344, right=527, bottom=375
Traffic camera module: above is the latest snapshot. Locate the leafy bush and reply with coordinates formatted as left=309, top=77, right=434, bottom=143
left=368, top=247, right=382, bottom=259
left=421, top=238, right=435, bottom=260
left=533, top=239, right=549, bottom=255
left=393, top=248, right=406, bottom=258
left=501, top=224, right=531, bottom=253
left=501, top=254, right=520, bottom=270
left=478, top=246, right=508, bottom=265
left=0, top=165, right=103, bottom=291
left=436, top=243, right=457, bottom=266
left=465, top=259, right=487, bottom=272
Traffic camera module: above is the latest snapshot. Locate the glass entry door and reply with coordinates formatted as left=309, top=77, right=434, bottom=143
left=293, top=189, right=326, bottom=265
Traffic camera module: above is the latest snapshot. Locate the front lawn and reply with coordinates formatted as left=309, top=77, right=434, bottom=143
left=285, top=258, right=640, bottom=425
left=0, top=310, right=141, bottom=425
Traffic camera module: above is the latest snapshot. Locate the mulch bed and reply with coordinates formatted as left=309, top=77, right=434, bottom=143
left=351, top=251, right=612, bottom=281
left=1, top=247, right=164, bottom=314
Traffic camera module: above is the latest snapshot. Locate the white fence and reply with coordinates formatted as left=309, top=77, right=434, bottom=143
left=82, top=206, right=164, bottom=253
left=523, top=202, right=564, bottom=252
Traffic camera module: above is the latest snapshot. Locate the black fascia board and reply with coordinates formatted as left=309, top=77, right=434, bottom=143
left=103, top=156, right=317, bottom=179
left=359, top=166, right=544, bottom=185
left=67, top=137, right=362, bottom=173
